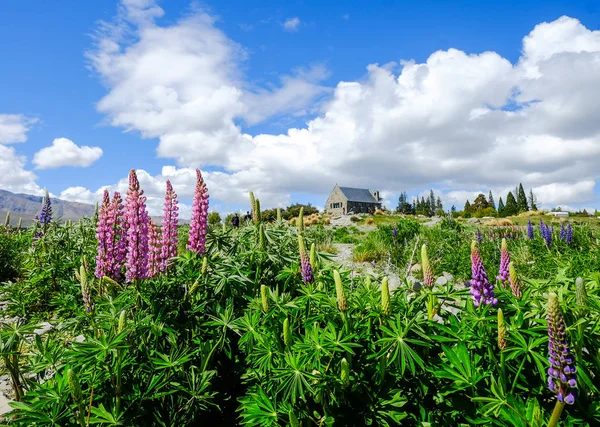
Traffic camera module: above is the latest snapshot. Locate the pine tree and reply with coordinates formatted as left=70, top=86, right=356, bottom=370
left=528, top=189, right=538, bottom=211
left=396, top=193, right=406, bottom=213
left=488, top=191, right=496, bottom=210
left=471, top=193, right=489, bottom=212
left=504, top=192, right=518, bottom=216
left=517, top=183, right=529, bottom=212
left=464, top=200, right=471, bottom=212
left=428, top=190, right=436, bottom=216
left=436, top=196, right=443, bottom=212
left=451, top=205, right=456, bottom=214
left=498, top=197, right=505, bottom=217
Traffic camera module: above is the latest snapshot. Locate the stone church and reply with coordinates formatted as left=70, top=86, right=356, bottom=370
left=325, top=185, right=382, bottom=215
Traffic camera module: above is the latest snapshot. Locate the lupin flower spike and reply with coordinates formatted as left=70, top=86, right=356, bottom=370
left=298, top=234, right=314, bottom=284
left=39, top=188, right=52, bottom=225
left=95, top=190, right=112, bottom=279
left=381, top=277, right=391, bottom=315
left=508, top=262, right=522, bottom=299
left=187, top=169, right=209, bottom=254
left=498, top=308, right=507, bottom=350
left=527, top=219, right=534, bottom=240
left=148, top=221, right=162, bottom=278
left=496, top=238, right=510, bottom=288
left=575, top=277, right=587, bottom=310
left=124, top=169, right=150, bottom=282
left=161, top=180, right=179, bottom=271
left=277, top=207, right=282, bottom=222
left=559, top=222, right=566, bottom=240
left=547, top=292, right=577, bottom=405
left=334, top=270, right=348, bottom=311
left=283, top=318, right=291, bottom=346
left=310, top=243, right=318, bottom=272
left=249, top=191, right=256, bottom=224
left=421, top=244, right=434, bottom=287
left=260, top=285, right=269, bottom=313
left=566, top=222, right=573, bottom=245
left=297, top=207, right=304, bottom=232
left=476, top=229, right=482, bottom=243
left=470, top=241, right=497, bottom=307
left=340, top=358, right=350, bottom=388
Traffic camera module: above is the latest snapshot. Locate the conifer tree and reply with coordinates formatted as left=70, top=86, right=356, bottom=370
left=517, top=183, right=529, bottom=212
left=464, top=200, right=471, bottom=213
left=488, top=191, right=496, bottom=210
left=504, top=192, right=518, bottom=216
left=528, top=189, right=538, bottom=211
left=498, top=197, right=505, bottom=217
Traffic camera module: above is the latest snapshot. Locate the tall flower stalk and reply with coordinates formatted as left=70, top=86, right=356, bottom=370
left=547, top=292, right=577, bottom=427
left=161, top=180, right=179, bottom=270
left=298, top=234, right=314, bottom=284
left=527, top=219, right=534, bottom=240
left=508, top=262, right=522, bottom=299
left=496, top=238, right=510, bottom=288
left=124, top=169, right=150, bottom=282
left=95, top=190, right=113, bottom=279
left=566, top=222, right=573, bottom=245
left=148, top=221, right=162, bottom=278
left=187, top=169, right=209, bottom=255
left=470, top=241, right=497, bottom=307
left=39, top=188, right=52, bottom=226
left=421, top=244, right=434, bottom=287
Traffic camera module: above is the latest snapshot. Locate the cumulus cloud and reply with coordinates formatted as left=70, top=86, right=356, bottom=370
left=0, top=145, right=42, bottom=195
left=0, top=114, right=37, bottom=144
left=83, top=3, right=600, bottom=211
left=33, top=138, right=103, bottom=169
left=283, top=17, right=300, bottom=32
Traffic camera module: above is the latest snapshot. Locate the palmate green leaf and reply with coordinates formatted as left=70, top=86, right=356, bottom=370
left=274, top=353, right=314, bottom=404
left=372, top=314, right=429, bottom=375
left=431, top=342, right=486, bottom=394
left=89, top=403, right=124, bottom=425
left=150, top=346, right=198, bottom=371
left=238, top=387, right=282, bottom=426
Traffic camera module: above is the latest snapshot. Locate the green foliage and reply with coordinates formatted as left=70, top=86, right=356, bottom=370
left=0, top=228, right=28, bottom=282
left=208, top=211, right=222, bottom=226
left=504, top=192, right=518, bottom=217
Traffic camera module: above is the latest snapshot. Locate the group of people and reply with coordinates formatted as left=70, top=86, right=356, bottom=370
left=229, top=211, right=252, bottom=228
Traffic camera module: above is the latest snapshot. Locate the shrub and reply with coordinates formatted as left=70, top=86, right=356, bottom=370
left=350, top=215, right=361, bottom=223
left=208, top=211, right=221, bottom=226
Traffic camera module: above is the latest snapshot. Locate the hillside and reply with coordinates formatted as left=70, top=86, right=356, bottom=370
left=0, top=189, right=95, bottom=227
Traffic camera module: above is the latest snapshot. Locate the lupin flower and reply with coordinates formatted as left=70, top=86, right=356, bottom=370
left=340, top=358, right=350, bottom=388
left=124, top=169, right=150, bottom=282
left=508, top=262, right=522, bottom=299
left=160, top=180, right=179, bottom=271
left=283, top=318, right=291, bottom=346
left=527, top=219, right=534, bottom=240
left=421, top=244, right=434, bottom=287
left=187, top=169, right=209, bottom=254
left=334, top=270, right=348, bottom=311
left=39, top=189, right=52, bottom=225
left=117, top=310, right=127, bottom=334
left=497, top=308, right=507, bottom=350
left=477, top=229, right=483, bottom=243
left=381, top=277, right=391, bottom=315
left=148, top=221, right=162, bottom=277
left=298, top=234, right=314, bottom=283
left=544, top=225, right=553, bottom=247
left=547, top=293, right=577, bottom=405
left=277, top=207, right=282, bottom=222
left=496, top=238, right=510, bottom=288
left=111, top=192, right=127, bottom=280
left=95, top=190, right=113, bottom=279
left=566, top=222, right=573, bottom=245
left=470, top=241, right=497, bottom=307
left=310, top=243, right=318, bottom=273
left=575, top=277, right=587, bottom=314
left=559, top=222, right=566, bottom=240
left=3, top=211, right=9, bottom=228
left=79, top=261, right=93, bottom=313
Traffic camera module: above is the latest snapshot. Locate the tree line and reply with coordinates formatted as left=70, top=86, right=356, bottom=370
left=396, top=190, right=444, bottom=216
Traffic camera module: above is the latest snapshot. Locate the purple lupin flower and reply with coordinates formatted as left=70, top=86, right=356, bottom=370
left=187, top=169, right=209, bottom=254
left=124, top=169, right=150, bottom=282
left=470, top=241, right=497, bottom=307
left=527, top=219, right=534, bottom=239
left=566, top=222, right=573, bottom=245
left=95, top=190, right=113, bottom=279
left=148, top=221, right=162, bottom=278
left=39, top=189, right=52, bottom=225
left=110, top=192, right=127, bottom=280
left=161, top=180, right=179, bottom=270
left=496, top=238, right=510, bottom=288
left=298, top=234, right=314, bottom=284
left=476, top=229, right=483, bottom=243
left=544, top=224, right=553, bottom=247
left=559, top=222, right=566, bottom=241
left=547, top=292, right=577, bottom=405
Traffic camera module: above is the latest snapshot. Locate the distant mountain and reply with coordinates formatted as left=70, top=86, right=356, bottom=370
left=0, top=189, right=95, bottom=227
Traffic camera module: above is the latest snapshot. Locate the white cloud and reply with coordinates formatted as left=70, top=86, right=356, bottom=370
left=33, top=138, right=103, bottom=169
left=0, top=114, right=37, bottom=144
left=0, top=145, right=42, bottom=195
left=283, top=17, right=300, bottom=32
left=83, top=4, right=600, bottom=211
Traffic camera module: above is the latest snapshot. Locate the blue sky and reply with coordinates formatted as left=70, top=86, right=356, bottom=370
left=1, top=0, right=600, bottom=215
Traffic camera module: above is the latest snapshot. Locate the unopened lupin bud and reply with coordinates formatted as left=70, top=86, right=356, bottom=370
left=201, top=256, right=208, bottom=275
left=297, top=207, right=304, bottom=232
left=259, top=223, right=266, bottom=251
left=283, top=317, right=291, bottom=346
left=334, top=270, right=347, bottom=311
left=310, top=243, right=317, bottom=272
left=289, top=410, right=300, bottom=427
left=261, top=285, right=269, bottom=312
left=222, top=222, right=226, bottom=233
left=117, top=310, right=127, bottom=334
left=498, top=308, right=507, bottom=350
left=508, top=262, right=521, bottom=299
left=381, top=277, right=391, bottom=315
left=17, top=217, right=22, bottom=229
left=3, top=211, right=9, bottom=228
left=67, top=369, right=83, bottom=405
left=340, top=358, right=350, bottom=388
left=249, top=191, right=256, bottom=222
left=421, top=244, right=434, bottom=287
left=277, top=207, right=282, bottom=222
left=255, top=199, right=261, bottom=224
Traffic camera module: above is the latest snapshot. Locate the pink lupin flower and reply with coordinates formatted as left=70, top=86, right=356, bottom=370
left=95, top=190, right=112, bottom=279
left=187, top=169, right=209, bottom=254
left=124, top=169, right=150, bottom=282
left=496, top=238, right=510, bottom=288
left=148, top=221, right=162, bottom=277
left=161, top=180, right=179, bottom=270
left=110, top=191, right=127, bottom=280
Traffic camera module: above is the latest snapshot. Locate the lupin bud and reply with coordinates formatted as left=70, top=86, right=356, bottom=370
left=201, top=256, right=208, bottom=275
left=283, top=318, right=291, bottom=346
left=277, top=207, right=282, bottom=222
left=249, top=191, right=256, bottom=222
left=334, top=270, right=347, bottom=311
left=421, top=244, right=434, bottom=287
left=17, top=217, right=22, bottom=230
left=117, top=310, right=127, bottom=334
left=310, top=243, right=318, bottom=272
left=222, top=222, right=226, bottom=233
left=575, top=277, right=587, bottom=308
left=508, top=262, right=521, bottom=299
left=4, top=211, right=9, bottom=228
left=67, top=369, right=83, bottom=405
left=297, top=207, right=304, bottom=232
left=261, top=285, right=269, bottom=312
left=340, top=358, right=350, bottom=388
left=497, top=308, right=507, bottom=350
left=381, top=277, right=391, bottom=315
left=259, top=223, right=266, bottom=251
left=255, top=199, right=261, bottom=224
left=188, top=277, right=201, bottom=297
left=289, top=410, right=300, bottom=427
left=298, top=234, right=306, bottom=255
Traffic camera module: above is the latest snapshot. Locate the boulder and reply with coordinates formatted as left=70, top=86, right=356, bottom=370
left=467, top=218, right=481, bottom=224
left=411, top=263, right=422, bottom=272
left=34, top=322, right=54, bottom=335
left=435, top=276, right=448, bottom=286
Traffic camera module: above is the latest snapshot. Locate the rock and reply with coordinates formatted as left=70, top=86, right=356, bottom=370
left=74, top=335, right=85, bottom=343
left=442, top=272, right=454, bottom=282
left=412, top=281, right=423, bottom=291
left=411, top=263, right=422, bottom=272
left=34, top=322, right=54, bottom=335
left=435, top=276, right=448, bottom=286
left=467, top=218, right=481, bottom=224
